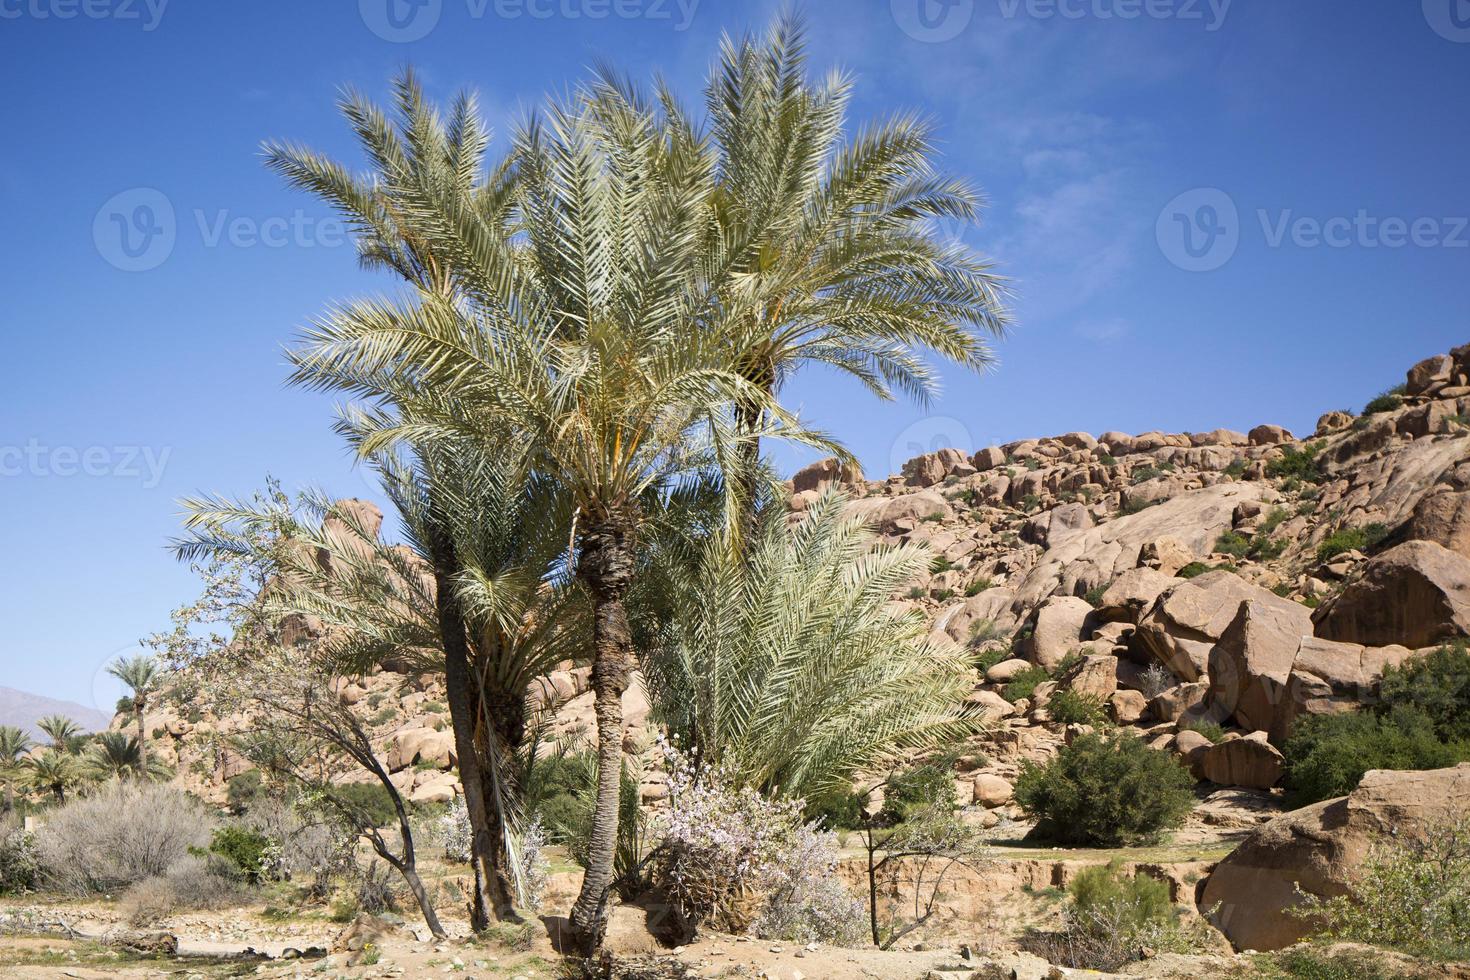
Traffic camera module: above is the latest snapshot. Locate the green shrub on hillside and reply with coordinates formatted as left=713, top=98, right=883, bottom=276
left=879, top=756, right=959, bottom=825
left=1049, top=689, right=1106, bottom=726
left=1363, top=385, right=1406, bottom=415
left=1014, top=732, right=1194, bottom=847
left=1002, top=665, right=1051, bottom=704
left=1282, top=707, right=1470, bottom=807
left=1377, top=643, right=1470, bottom=742
left=208, top=825, right=271, bottom=884
left=1315, top=523, right=1389, bottom=562
left=1214, top=531, right=1251, bottom=559
left=1266, top=443, right=1326, bottom=484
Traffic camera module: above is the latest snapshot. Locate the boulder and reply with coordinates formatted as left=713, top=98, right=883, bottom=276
left=409, top=773, right=458, bottom=804
left=1061, top=654, right=1118, bottom=699
left=1315, top=411, right=1354, bottom=436
left=1138, top=536, right=1195, bottom=577
left=1406, top=489, right=1470, bottom=559
left=937, top=588, right=1018, bottom=644
left=972, top=446, right=1007, bottom=472
left=1095, top=567, right=1181, bottom=624
left=388, top=727, right=455, bottom=772
left=1173, top=728, right=1214, bottom=773
left=1248, top=425, right=1293, bottom=446
left=971, top=773, right=1014, bottom=808
left=1136, top=570, right=1297, bottom=681
left=1285, top=638, right=1416, bottom=727
left=1201, top=764, right=1470, bottom=951
left=1107, top=690, right=1149, bottom=724
left=1313, top=540, right=1470, bottom=648
left=985, top=658, right=1032, bottom=684
left=902, top=448, right=970, bottom=488
left=1207, top=598, right=1314, bottom=741
left=1020, top=502, right=1093, bottom=549
left=1405, top=352, right=1454, bottom=396
left=965, top=689, right=1016, bottom=722
left=847, top=491, right=954, bottom=534
left=791, top=457, right=862, bottom=495
left=1199, top=731, right=1284, bottom=789
left=1024, top=596, right=1094, bottom=670
left=1148, top=681, right=1209, bottom=723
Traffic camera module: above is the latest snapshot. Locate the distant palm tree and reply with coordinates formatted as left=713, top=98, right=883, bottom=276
left=24, top=750, right=77, bottom=803
left=0, top=725, right=31, bottom=812
left=83, top=731, right=169, bottom=783
left=35, top=715, right=81, bottom=754
left=107, top=654, right=161, bottom=768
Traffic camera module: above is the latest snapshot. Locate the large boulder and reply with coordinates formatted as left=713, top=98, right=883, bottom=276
left=1201, top=764, right=1470, bottom=951
left=1060, top=654, right=1119, bottom=700
left=1406, top=489, right=1470, bottom=559
left=1198, top=732, right=1284, bottom=790
left=790, top=457, right=862, bottom=495
left=901, top=448, right=971, bottom=488
left=387, top=727, right=455, bottom=772
left=1313, top=540, right=1470, bottom=649
left=847, top=490, right=953, bottom=534
left=1020, top=502, right=1094, bottom=550
left=1136, top=571, right=1297, bottom=681
left=1095, top=567, right=1182, bottom=625
left=1405, top=352, right=1454, bottom=396
left=1286, top=638, right=1415, bottom=727
left=1023, top=596, right=1095, bottom=670
left=1207, top=599, right=1314, bottom=741
left=936, top=588, right=1018, bottom=643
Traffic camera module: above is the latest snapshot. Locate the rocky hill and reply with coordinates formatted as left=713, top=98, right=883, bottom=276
left=130, top=344, right=1470, bottom=822
left=1, top=686, right=110, bottom=738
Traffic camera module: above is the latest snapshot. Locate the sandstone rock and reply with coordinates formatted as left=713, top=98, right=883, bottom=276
left=1313, top=540, right=1470, bottom=648
left=902, top=448, right=969, bottom=488
left=1285, top=638, right=1415, bottom=725
left=1020, top=502, right=1093, bottom=550
left=1148, top=682, right=1209, bottom=723
left=985, top=658, right=1032, bottom=683
left=1207, top=598, right=1314, bottom=741
left=409, top=773, right=458, bottom=804
left=1061, top=654, right=1118, bottom=699
left=791, top=457, right=862, bottom=494
left=971, top=773, right=1014, bottom=808
left=1136, top=570, right=1300, bottom=681
left=1202, top=763, right=1470, bottom=951
left=937, top=588, right=1018, bottom=644
left=1248, top=425, right=1293, bottom=446
left=1407, top=489, right=1470, bottom=559
left=1096, top=567, right=1181, bottom=624
left=388, top=727, right=455, bottom=772
left=1405, top=352, right=1454, bottom=396
left=964, top=689, right=1016, bottom=722
left=1315, top=411, right=1354, bottom=436
left=847, top=491, right=953, bottom=534
left=1173, top=728, right=1214, bottom=772
left=1024, top=596, right=1094, bottom=670
left=1108, top=689, right=1149, bottom=724
left=972, top=446, right=1007, bottom=471
left=1199, top=731, right=1284, bottom=789
left=1137, top=536, right=1195, bottom=577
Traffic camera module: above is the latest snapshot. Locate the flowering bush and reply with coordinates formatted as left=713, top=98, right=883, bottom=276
left=652, top=742, right=863, bottom=944
left=435, top=798, right=473, bottom=864
left=435, top=800, right=549, bottom=911
left=0, top=821, right=38, bottom=895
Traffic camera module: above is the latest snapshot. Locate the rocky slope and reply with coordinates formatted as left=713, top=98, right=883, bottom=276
left=129, top=345, right=1470, bottom=825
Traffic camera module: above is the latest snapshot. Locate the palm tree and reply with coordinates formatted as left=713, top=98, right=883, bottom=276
left=592, top=16, right=1010, bottom=532
left=638, top=490, right=980, bottom=802
left=107, top=655, right=161, bottom=768
left=0, top=726, right=31, bottom=813
left=286, top=87, right=834, bottom=952
left=24, top=750, right=77, bottom=803
left=83, top=731, right=169, bottom=782
left=35, top=715, right=81, bottom=754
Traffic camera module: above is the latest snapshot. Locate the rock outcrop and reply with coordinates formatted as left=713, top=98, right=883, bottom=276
left=1313, top=540, right=1470, bottom=648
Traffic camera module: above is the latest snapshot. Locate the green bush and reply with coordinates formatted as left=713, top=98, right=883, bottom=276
left=325, top=783, right=400, bottom=829
left=1377, top=644, right=1470, bottom=742
left=880, top=756, right=958, bottom=825
left=1069, top=861, right=1174, bottom=934
left=1316, top=523, right=1389, bottom=562
left=1177, top=561, right=1211, bottom=579
left=1363, top=385, right=1406, bottom=415
left=965, top=577, right=994, bottom=597
left=1033, top=860, right=1209, bottom=971
left=973, top=645, right=1012, bottom=674
left=1014, top=732, right=1195, bottom=847
left=1082, top=582, right=1109, bottom=608
left=0, top=823, right=38, bottom=895
left=208, top=826, right=271, bottom=884
left=1224, top=458, right=1248, bottom=479
left=1181, top=718, right=1224, bottom=742
left=1266, top=443, right=1326, bottom=484
left=1262, top=947, right=1420, bottom=979
left=1049, top=689, right=1106, bottom=726
left=1214, top=531, right=1251, bottom=559
left=226, top=771, right=263, bottom=814
left=1282, top=707, right=1470, bottom=806
left=805, top=788, right=867, bottom=831
left=1002, top=665, right=1051, bottom=704
left=1249, top=536, right=1288, bottom=561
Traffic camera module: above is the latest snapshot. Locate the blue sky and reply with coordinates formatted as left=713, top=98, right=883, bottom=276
left=2, top=0, right=1467, bottom=710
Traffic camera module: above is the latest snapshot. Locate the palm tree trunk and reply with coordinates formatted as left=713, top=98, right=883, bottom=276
left=568, top=516, right=637, bottom=957
left=427, top=520, right=517, bottom=929
left=734, top=397, right=764, bottom=546
left=134, top=701, right=146, bottom=769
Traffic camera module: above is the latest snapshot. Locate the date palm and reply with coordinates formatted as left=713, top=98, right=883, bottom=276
left=287, top=87, right=836, bottom=953
left=36, top=715, right=80, bottom=754
left=24, top=749, right=77, bottom=803
left=107, top=654, right=161, bottom=768
left=83, top=731, right=169, bottom=783
left=0, top=725, right=31, bottom=812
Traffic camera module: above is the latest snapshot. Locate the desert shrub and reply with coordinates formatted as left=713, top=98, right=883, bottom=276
left=434, top=797, right=473, bottom=863
left=1177, top=561, right=1211, bottom=579
left=1033, top=861, right=1205, bottom=971
left=1214, top=531, right=1251, bottom=559
left=1266, top=443, right=1326, bottom=484
left=0, top=820, right=38, bottom=895
left=1363, top=386, right=1406, bottom=415
left=1002, top=664, right=1051, bottom=704
left=1259, top=507, right=1290, bottom=535
left=352, top=859, right=398, bottom=915
left=1181, top=718, right=1225, bottom=743
left=973, top=645, right=1012, bottom=674
left=326, top=782, right=399, bottom=829
left=1020, top=493, right=1041, bottom=512
left=209, top=825, right=271, bottom=884
left=1138, top=663, right=1177, bottom=700
left=879, top=756, right=958, bottom=825
left=1048, top=689, right=1105, bottom=726
left=1250, top=536, right=1288, bottom=561
left=1224, top=458, right=1248, bottom=479
left=652, top=748, right=862, bottom=944
left=34, top=782, right=214, bottom=894
left=1377, top=644, right=1470, bottom=743
left=1014, top=732, right=1194, bottom=847
left=968, top=617, right=1004, bottom=645
left=1294, top=813, right=1470, bottom=960
left=243, top=798, right=354, bottom=897
left=805, top=789, right=867, bottom=831
left=1261, top=947, right=1419, bottom=979
left=1316, top=523, right=1389, bottom=562
left=120, top=854, right=243, bottom=927
left=965, top=577, right=994, bottom=597
left=1082, top=583, right=1109, bottom=608
left=515, top=817, right=552, bottom=912
left=1283, top=707, right=1470, bottom=806
left=1130, top=466, right=1163, bottom=484
left=225, top=771, right=263, bottom=813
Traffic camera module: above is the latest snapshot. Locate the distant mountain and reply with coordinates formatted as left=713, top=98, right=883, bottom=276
left=0, top=686, right=111, bottom=739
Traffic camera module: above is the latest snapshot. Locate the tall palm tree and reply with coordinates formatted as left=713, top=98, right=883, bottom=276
left=286, top=88, right=835, bottom=952
left=83, top=731, right=169, bottom=783
left=35, top=715, right=80, bottom=754
left=24, top=750, right=77, bottom=803
left=107, top=655, right=161, bottom=768
left=0, top=726, right=31, bottom=813
left=638, top=490, right=980, bottom=801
